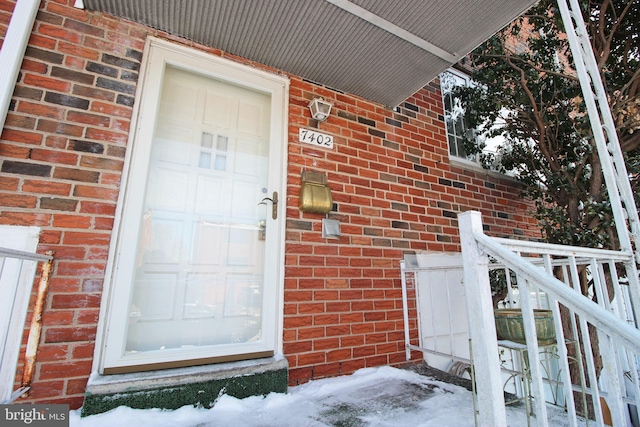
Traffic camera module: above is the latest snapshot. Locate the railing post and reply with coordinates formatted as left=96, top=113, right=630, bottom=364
left=459, top=211, right=507, bottom=427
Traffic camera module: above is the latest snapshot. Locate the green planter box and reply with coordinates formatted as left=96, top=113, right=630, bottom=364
left=494, top=309, right=556, bottom=345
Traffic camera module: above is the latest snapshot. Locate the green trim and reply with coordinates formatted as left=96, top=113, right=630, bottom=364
left=81, top=358, right=288, bottom=416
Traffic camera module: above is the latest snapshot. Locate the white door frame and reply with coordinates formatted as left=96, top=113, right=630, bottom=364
left=94, top=37, right=288, bottom=374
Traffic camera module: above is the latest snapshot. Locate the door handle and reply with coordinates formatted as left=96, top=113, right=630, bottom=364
left=259, top=191, right=278, bottom=220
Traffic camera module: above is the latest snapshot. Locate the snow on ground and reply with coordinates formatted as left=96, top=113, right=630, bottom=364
left=69, top=366, right=583, bottom=427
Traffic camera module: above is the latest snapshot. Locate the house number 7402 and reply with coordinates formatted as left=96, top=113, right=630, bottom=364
left=299, top=128, right=333, bottom=149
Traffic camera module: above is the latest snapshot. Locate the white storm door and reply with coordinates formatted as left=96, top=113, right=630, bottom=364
left=102, top=39, right=286, bottom=373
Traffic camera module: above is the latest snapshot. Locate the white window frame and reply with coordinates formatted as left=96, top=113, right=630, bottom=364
left=440, top=68, right=508, bottom=173
left=441, top=68, right=476, bottom=161
left=94, top=37, right=288, bottom=374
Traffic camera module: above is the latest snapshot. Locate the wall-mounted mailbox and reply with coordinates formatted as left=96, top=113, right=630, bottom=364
left=299, top=171, right=333, bottom=214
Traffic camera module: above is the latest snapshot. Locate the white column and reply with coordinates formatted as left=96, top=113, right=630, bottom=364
left=0, top=0, right=41, bottom=133
left=458, top=211, right=507, bottom=427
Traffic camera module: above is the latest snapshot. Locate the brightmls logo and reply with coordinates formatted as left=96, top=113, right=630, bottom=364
left=0, top=405, right=68, bottom=426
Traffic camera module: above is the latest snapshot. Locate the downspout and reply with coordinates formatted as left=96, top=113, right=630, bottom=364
left=0, top=0, right=40, bottom=133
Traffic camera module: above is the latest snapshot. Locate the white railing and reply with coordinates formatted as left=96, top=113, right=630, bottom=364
left=401, top=252, right=471, bottom=372
left=0, top=247, right=53, bottom=404
left=459, top=211, right=640, bottom=427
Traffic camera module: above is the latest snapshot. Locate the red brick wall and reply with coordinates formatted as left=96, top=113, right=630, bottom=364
left=283, top=79, right=539, bottom=384
left=0, top=0, right=146, bottom=408
left=0, top=0, right=539, bottom=408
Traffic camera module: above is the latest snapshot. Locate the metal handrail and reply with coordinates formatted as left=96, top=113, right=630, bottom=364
left=475, top=231, right=640, bottom=354
left=0, top=247, right=54, bottom=404
left=490, top=237, right=634, bottom=261
left=0, top=248, right=52, bottom=262
left=460, top=211, right=640, bottom=427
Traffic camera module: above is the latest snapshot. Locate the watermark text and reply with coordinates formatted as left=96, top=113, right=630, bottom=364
left=1, top=405, right=68, bottom=426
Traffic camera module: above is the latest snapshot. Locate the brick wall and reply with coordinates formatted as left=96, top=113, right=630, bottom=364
left=283, top=78, right=539, bottom=384
left=0, top=0, right=539, bottom=408
left=0, top=0, right=146, bottom=408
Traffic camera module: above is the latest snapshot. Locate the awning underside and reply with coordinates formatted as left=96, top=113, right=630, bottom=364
left=82, top=0, right=538, bottom=107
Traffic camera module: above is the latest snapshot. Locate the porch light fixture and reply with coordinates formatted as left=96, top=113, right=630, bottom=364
left=308, top=97, right=332, bottom=121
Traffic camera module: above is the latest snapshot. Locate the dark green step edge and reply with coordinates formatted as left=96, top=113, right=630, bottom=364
left=81, top=357, right=288, bottom=417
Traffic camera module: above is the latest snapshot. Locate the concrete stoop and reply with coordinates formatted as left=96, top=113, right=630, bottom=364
left=81, top=356, right=288, bottom=416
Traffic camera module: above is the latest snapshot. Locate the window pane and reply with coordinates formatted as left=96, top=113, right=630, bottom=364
left=199, top=152, right=212, bottom=168
left=441, top=70, right=475, bottom=160
left=202, top=132, right=214, bottom=148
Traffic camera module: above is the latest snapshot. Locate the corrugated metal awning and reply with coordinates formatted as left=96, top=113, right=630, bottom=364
left=81, top=0, right=537, bottom=107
